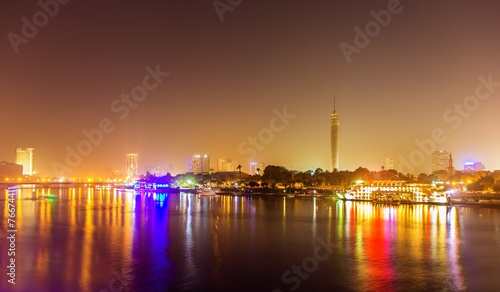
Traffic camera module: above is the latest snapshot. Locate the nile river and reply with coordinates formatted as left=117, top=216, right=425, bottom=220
left=1, top=186, right=500, bottom=291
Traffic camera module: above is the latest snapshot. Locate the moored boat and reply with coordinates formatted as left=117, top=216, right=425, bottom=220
left=197, top=187, right=219, bottom=196
left=337, top=180, right=453, bottom=205
left=134, top=181, right=180, bottom=193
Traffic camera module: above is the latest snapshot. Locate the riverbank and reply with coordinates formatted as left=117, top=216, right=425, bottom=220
left=222, top=189, right=500, bottom=207
left=450, top=192, right=500, bottom=206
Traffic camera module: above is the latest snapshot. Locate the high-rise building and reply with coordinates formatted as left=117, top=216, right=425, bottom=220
left=464, top=161, right=485, bottom=172
left=431, top=150, right=449, bottom=173
left=249, top=162, right=257, bottom=175
left=15, top=147, right=34, bottom=176
left=189, top=154, right=210, bottom=173
left=189, top=155, right=201, bottom=173
left=330, top=99, right=340, bottom=171
left=201, top=154, right=211, bottom=173
left=218, top=159, right=233, bottom=171
left=126, top=153, right=139, bottom=177
left=386, top=155, right=395, bottom=170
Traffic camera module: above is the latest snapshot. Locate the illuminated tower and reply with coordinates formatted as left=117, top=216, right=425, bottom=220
left=15, top=147, right=34, bottom=176
left=330, top=99, right=339, bottom=171
left=432, top=150, right=449, bottom=173
left=126, top=153, right=138, bottom=178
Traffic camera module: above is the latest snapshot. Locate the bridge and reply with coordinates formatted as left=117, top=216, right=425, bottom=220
left=0, top=182, right=123, bottom=189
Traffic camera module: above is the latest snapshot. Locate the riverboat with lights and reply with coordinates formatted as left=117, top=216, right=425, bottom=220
left=133, top=181, right=180, bottom=193
left=336, top=180, right=453, bottom=205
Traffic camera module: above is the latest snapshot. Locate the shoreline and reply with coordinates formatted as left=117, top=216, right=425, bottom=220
left=216, top=190, right=500, bottom=208
left=449, top=192, right=500, bottom=207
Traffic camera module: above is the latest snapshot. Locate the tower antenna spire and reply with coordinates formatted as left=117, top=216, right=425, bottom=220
left=330, top=97, right=339, bottom=171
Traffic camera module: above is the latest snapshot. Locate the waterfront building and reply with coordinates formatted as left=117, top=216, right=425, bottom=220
left=190, top=154, right=210, bottom=173
left=464, top=161, right=485, bottom=172
left=431, top=150, right=449, bottom=173
left=15, top=147, right=34, bottom=176
left=218, top=159, right=233, bottom=171
left=189, top=155, right=201, bottom=173
left=330, top=99, right=340, bottom=171
left=201, top=154, right=211, bottom=173
left=126, top=153, right=139, bottom=177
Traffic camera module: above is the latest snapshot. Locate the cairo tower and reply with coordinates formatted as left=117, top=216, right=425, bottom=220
left=330, top=100, right=339, bottom=171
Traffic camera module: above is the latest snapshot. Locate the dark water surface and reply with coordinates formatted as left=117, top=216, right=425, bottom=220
left=1, top=186, right=500, bottom=291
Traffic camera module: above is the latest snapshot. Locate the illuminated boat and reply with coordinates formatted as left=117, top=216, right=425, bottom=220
left=336, top=190, right=371, bottom=201
left=337, top=180, right=453, bottom=205
left=427, top=189, right=453, bottom=204
left=372, top=193, right=401, bottom=205
left=133, top=182, right=180, bottom=192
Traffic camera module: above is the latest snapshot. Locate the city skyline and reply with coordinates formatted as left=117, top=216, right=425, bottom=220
left=1, top=1, right=500, bottom=176
left=4, top=142, right=498, bottom=178
left=6, top=140, right=500, bottom=178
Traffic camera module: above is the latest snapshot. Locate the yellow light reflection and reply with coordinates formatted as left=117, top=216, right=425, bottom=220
left=338, top=202, right=465, bottom=290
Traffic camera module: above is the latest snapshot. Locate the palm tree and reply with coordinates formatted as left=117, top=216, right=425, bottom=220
left=236, top=165, right=242, bottom=185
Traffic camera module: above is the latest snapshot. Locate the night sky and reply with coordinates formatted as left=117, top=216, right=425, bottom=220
left=1, top=0, right=500, bottom=176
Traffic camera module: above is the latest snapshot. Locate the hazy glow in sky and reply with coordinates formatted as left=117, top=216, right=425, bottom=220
left=1, top=0, right=499, bottom=176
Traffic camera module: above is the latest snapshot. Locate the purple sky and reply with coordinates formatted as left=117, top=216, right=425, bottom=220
left=1, top=0, right=499, bottom=176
